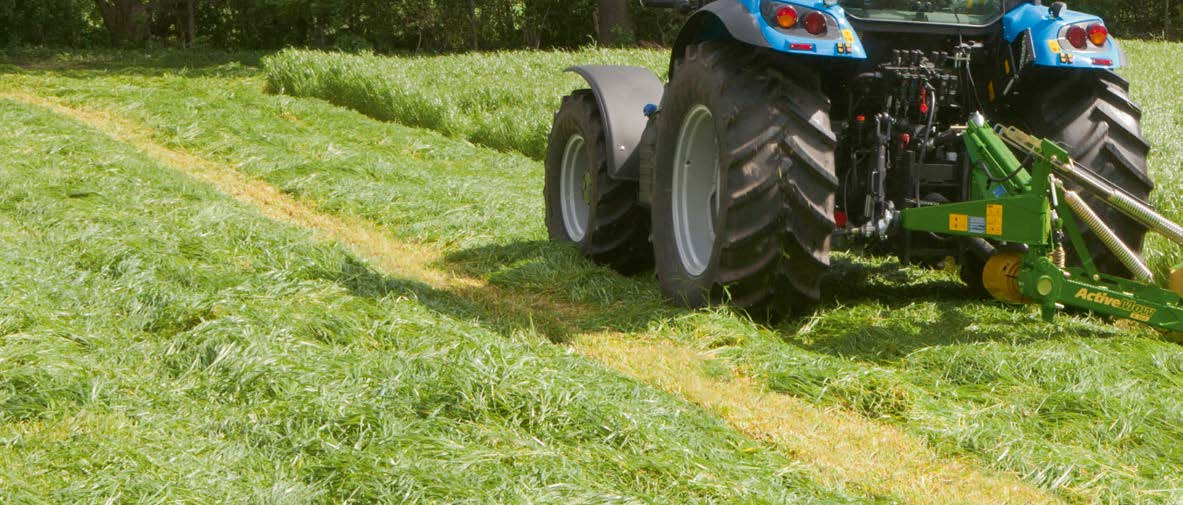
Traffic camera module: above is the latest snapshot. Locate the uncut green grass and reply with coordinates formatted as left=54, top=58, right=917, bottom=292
left=4, top=41, right=1183, bottom=503
left=261, top=48, right=669, bottom=159
left=0, top=99, right=862, bottom=503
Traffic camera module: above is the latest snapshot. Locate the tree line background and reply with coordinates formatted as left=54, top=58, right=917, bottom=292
left=0, top=0, right=1177, bottom=52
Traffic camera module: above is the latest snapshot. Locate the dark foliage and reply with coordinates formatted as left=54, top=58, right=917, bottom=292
left=0, top=0, right=102, bottom=47
left=0, top=0, right=1174, bottom=50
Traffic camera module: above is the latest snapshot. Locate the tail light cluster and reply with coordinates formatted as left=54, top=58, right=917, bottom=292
left=1064, top=22, right=1108, bottom=50
left=765, top=2, right=830, bottom=36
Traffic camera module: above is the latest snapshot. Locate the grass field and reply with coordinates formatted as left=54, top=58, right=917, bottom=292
left=0, top=82, right=863, bottom=504
left=0, top=41, right=1182, bottom=503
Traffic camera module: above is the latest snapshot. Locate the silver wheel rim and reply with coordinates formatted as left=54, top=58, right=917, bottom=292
left=672, top=104, right=721, bottom=277
left=560, top=134, right=591, bottom=241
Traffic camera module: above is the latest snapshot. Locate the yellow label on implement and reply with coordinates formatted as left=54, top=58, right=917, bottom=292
left=842, top=29, right=854, bottom=44
left=1048, top=39, right=1062, bottom=53
left=986, top=204, right=1003, bottom=235
left=949, top=214, right=969, bottom=232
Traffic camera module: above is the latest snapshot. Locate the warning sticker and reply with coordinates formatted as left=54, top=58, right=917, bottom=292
left=842, top=29, right=854, bottom=44
left=969, top=216, right=986, bottom=234
left=949, top=214, right=969, bottom=232
left=986, top=204, right=1003, bottom=235
left=1048, top=39, right=1062, bottom=53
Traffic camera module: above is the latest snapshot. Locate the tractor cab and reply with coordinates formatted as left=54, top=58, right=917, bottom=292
left=840, top=0, right=1004, bottom=26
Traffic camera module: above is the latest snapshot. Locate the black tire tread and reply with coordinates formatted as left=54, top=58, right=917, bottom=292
left=544, top=91, right=652, bottom=274
left=656, top=41, right=837, bottom=311
left=1012, top=69, right=1153, bottom=276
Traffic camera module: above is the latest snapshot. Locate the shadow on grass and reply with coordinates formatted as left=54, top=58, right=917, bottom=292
left=440, top=240, right=678, bottom=337
left=308, top=249, right=670, bottom=344
left=314, top=255, right=539, bottom=336
left=780, top=255, right=1130, bottom=362
left=434, top=240, right=1077, bottom=355
left=463, top=240, right=1129, bottom=353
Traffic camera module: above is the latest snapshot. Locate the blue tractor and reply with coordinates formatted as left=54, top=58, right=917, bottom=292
left=543, top=0, right=1151, bottom=313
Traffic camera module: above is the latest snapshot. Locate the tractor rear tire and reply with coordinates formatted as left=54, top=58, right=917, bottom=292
left=1010, top=69, right=1153, bottom=276
left=650, top=41, right=838, bottom=313
left=544, top=90, right=652, bottom=274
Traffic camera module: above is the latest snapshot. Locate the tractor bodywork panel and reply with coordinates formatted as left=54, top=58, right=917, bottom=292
left=739, top=0, right=867, bottom=58
left=1002, top=2, right=1123, bottom=69
left=673, top=0, right=866, bottom=62
left=674, top=0, right=1121, bottom=70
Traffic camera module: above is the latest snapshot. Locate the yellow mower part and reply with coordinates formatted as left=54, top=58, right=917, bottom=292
left=1172, top=266, right=1183, bottom=298
left=983, top=252, right=1028, bottom=304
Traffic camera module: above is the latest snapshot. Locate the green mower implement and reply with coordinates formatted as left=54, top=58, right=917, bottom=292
left=903, top=114, right=1183, bottom=332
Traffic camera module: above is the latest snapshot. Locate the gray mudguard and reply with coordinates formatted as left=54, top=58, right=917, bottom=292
left=565, top=65, right=665, bottom=180
left=675, top=1, right=768, bottom=54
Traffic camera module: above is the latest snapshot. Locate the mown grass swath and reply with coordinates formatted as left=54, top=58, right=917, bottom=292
left=0, top=99, right=862, bottom=503
left=4, top=41, right=1183, bottom=503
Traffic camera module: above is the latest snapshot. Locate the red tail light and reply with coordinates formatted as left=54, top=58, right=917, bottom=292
left=804, top=12, right=827, bottom=35
left=1066, top=25, right=1088, bottom=49
left=1087, top=23, right=1108, bottom=46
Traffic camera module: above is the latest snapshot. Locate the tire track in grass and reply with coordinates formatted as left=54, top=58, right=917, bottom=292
left=3, top=91, right=1060, bottom=505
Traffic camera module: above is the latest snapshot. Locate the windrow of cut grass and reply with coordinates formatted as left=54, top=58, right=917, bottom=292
left=261, top=48, right=668, bottom=159
left=0, top=98, right=862, bottom=503
left=6, top=42, right=1183, bottom=503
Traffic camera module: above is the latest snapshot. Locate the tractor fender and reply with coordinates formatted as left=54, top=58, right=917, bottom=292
left=673, top=2, right=769, bottom=59
left=565, top=65, right=664, bottom=181
left=1002, top=2, right=1124, bottom=70
left=670, top=0, right=866, bottom=77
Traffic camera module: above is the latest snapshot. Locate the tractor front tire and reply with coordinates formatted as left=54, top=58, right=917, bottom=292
left=544, top=90, right=652, bottom=274
left=1011, top=69, right=1153, bottom=276
left=650, top=41, right=838, bottom=313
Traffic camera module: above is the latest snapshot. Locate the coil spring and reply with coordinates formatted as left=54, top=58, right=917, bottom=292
left=1064, top=190, right=1154, bottom=282
left=1051, top=246, right=1066, bottom=269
